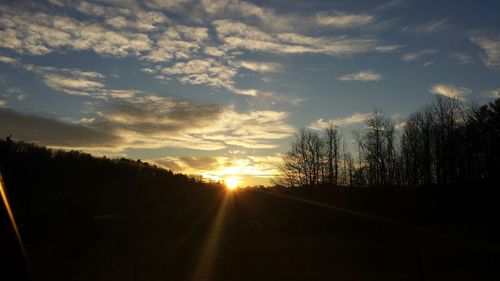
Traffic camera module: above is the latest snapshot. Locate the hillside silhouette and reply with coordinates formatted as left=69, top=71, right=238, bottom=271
left=0, top=140, right=226, bottom=280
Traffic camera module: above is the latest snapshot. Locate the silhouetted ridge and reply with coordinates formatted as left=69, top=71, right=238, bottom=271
left=0, top=140, right=221, bottom=244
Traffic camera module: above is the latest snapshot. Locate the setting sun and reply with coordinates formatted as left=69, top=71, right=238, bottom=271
left=225, top=177, right=239, bottom=190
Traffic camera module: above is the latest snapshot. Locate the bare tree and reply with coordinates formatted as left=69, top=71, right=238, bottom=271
left=323, top=125, right=341, bottom=187
left=278, top=129, right=322, bottom=188
left=355, top=110, right=396, bottom=187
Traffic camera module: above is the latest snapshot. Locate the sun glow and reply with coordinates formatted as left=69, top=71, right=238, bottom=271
left=225, top=177, right=239, bottom=190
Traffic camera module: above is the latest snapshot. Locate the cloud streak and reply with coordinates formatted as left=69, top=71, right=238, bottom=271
left=315, top=12, right=375, bottom=28
left=411, top=19, right=450, bottom=34
left=0, top=108, right=121, bottom=148
left=309, top=113, right=370, bottom=129
left=485, top=88, right=500, bottom=98
left=469, top=33, right=500, bottom=69
left=430, top=84, right=471, bottom=99
left=402, top=49, right=439, bottom=62
left=338, top=70, right=383, bottom=82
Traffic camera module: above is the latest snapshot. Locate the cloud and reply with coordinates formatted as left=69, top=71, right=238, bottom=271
left=203, top=46, right=225, bottom=57
left=144, top=0, right=192, bottom=11
left=485, top=88, right=500, bottom=98
left=338, top=70, right=383, bottom=82
left=235, top=61, right=282, bottom=73
left=402, top=49, right=439, bottom=62
left=105, top=16, right=128, bottom=29
left=0, top=54, right=18, bottom=65
left=15, top=59, right=291, bottom=144
left=159, top=58, right=262, bottom=96
left=395, top=121, right=406, bottom=130
left=161, top=59, right=236, bottom=88
left=0, top=108, right=121, bottom=148
left=430, top=84, right=471, bottom=99
left=179, top=156, right=220, bottom=170
left=213, top=20, right=380, bottom=57
left=21, top=64, right=151, bottom=101
left=150, top=156, right=222, bottom=173
left=0, top=6, right=152, bottom=56
left=86, top=94, right=294, bottom=150
left=14, top=61, right=293, bottom=149
left=412, top=19, right=450, bottom=34
left=24, top=65, right=110, bottom=98
left=315, top=12, right=375, bottom=28
left=6, top=61, right=293, bottom=149
left=149, top=154, right=282, bottom=185
left=149, top=157, right=184, bottom=171
left=52, top=0, right=169, bottom=32
left=144, top=25, right=211, bottom=62
left=449, top=53, right=473, bottom=65
left=200, top=0, right=297, bottom=32
left=375, top=45, right=403, bottom=53
left=0, top=2, right=398, bottom=98
left=0, top=91, right=294, bottom=152
left=469, top=33, right=500, bottom=69
left=309, top=113, right=370, bottom=129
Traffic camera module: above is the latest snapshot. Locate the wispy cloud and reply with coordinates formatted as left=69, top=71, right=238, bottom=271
left=449, top=53, right=473, bottom=65
left=402, top=49, right=439, bottom=62
left=430, top=83, right=471, bottom=99
left=315, top=12, right=375, bottom=28
left=375, top=45, right=404, bottom=53
left=234, top=61, right=282, bottom=73
left=485, top=88, right=500, bottom=98
left=24, top=65, right=110, bottom=98
left=469, top=33, right=500, bottom=69
left=309, top=113, right=370, bottom=129
left=0, top=54, right=18, bottom=65
left=338, top=70, right=384, bottom=82
left=213, top=19, right=381, bottom=57
left=411, top=19, right=450, bottom=34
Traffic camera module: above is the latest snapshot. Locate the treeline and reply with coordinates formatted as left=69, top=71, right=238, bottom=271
left=0, top=139, right=219, bottom=243
left=277, top=96, right=500, bottom=188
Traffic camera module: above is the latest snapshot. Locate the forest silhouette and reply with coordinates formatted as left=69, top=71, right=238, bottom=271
left=277, top=96, right=500, bottom=189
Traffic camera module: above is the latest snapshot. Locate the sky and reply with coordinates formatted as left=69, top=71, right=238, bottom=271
left=1, top=0, right=500, bottom=186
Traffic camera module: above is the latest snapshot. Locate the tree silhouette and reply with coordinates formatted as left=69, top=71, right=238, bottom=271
left=278, top=97, right=500, bottom=189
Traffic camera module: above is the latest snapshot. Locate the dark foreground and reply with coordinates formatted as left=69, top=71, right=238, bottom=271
left=4, top=186, right=498, bottom=281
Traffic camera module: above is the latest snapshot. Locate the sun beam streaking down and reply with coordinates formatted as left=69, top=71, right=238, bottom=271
left=225, top=177, right=239, bottom=190
left=191, top=192, right=231, bottom=281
